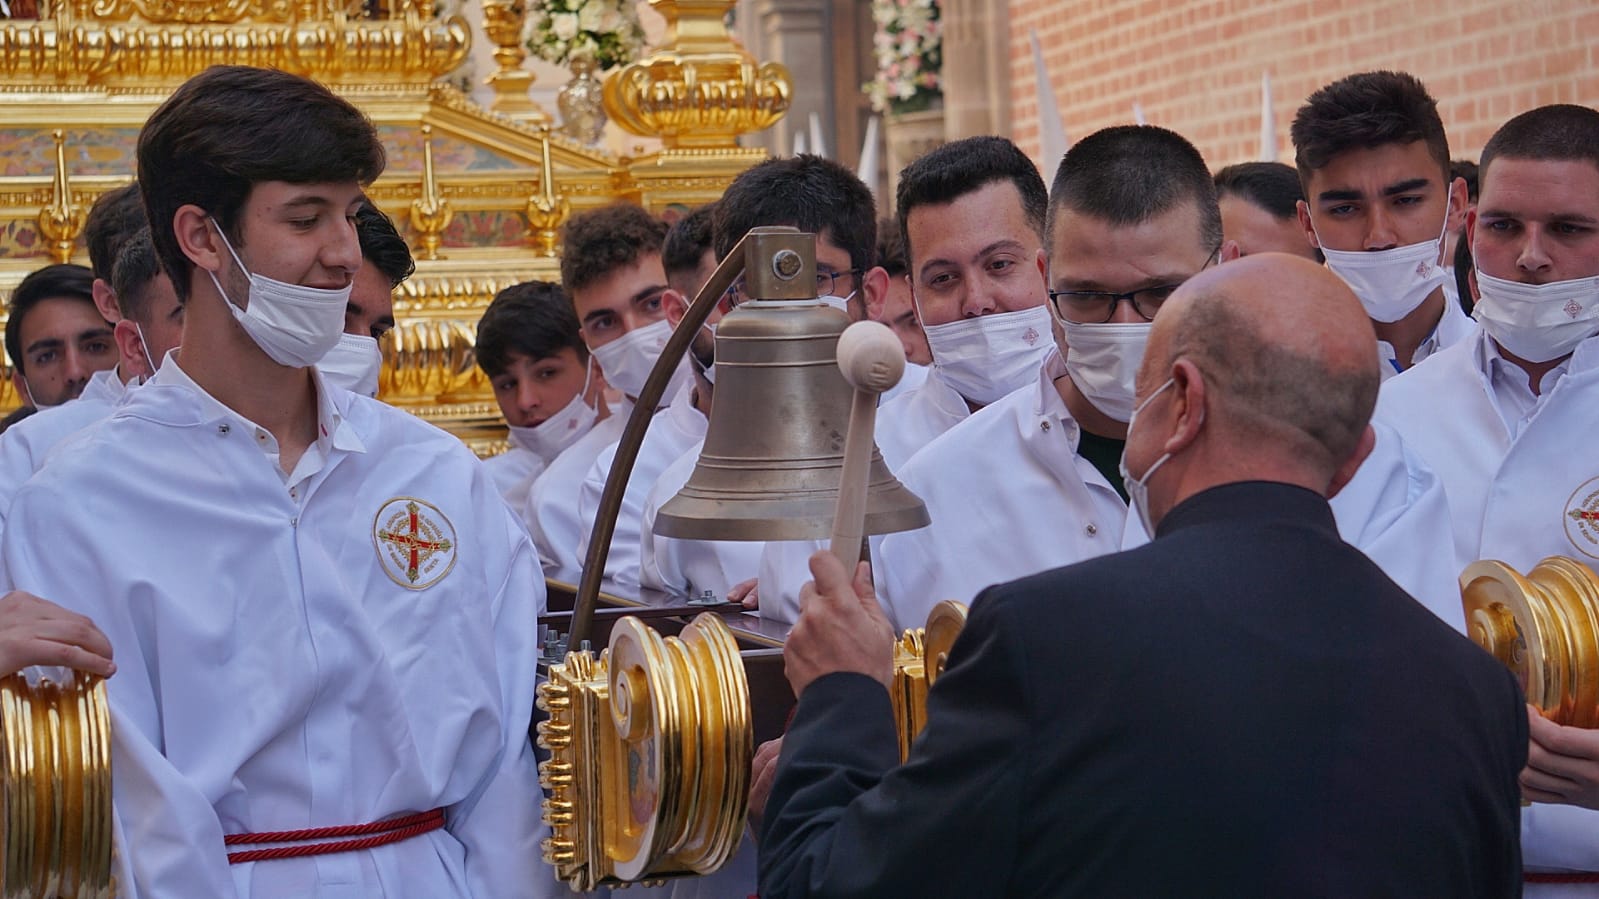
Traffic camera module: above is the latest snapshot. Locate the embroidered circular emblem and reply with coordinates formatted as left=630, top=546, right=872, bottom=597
left=1565, top=477, right=1599, bottom=561
left=1022, top=326, right=1040, bottom=346
left=373, top=497, right=458, bottom=589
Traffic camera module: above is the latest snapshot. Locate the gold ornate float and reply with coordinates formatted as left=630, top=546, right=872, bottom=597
left=0, top=0, right=790, bottom=449
left=1462, top=556, right=1599, bottom=727
left=534, top=598, right=967, bottom=890
left=0, top=670, right=113, bottom=898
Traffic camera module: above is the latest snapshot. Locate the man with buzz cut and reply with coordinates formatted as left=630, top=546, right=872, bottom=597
left=1292, top=70, right=1476, bottom=381
left=1377, top=103, right=1599, bottom=891
left=0, top=65, right=553, bottom=897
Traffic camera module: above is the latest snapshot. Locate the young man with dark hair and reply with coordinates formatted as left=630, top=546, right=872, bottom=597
left=1214, top=161, right=1322, bottom=261
left=570, top=201, right=740, bottom=594
left=0, top=231, right=180, bottom=539
left=0, top=65, right=550, bottom=897
left=872, top=216, right=932, bottom=366
left=1377, top=105, right=1599, bottom=887
left=884, top=136, right=1053, bottom=436
left=1291, top=70, right=1474, bottom=380
left=4, top=263, right=117, bottom=408
left=523, top=201, right=682, bottom=584
left=82, top=182, right=147, bottom=322
left=477, top=279, right=606, bottom=510
left=320, top=199, right=412, bottom=398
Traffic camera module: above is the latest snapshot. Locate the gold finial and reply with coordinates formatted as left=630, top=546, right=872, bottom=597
left=37, top=130, right=86, bottom=266
left=602, top=0, right=792, bottom=149
left=480, top=0, right=550, bottom=124
left=525, top=125, right=570, bottom=258
left=409, top=124, right=453, bottom=262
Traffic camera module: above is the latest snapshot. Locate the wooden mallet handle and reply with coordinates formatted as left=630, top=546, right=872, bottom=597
left=829, top=321, right=907, bottom=572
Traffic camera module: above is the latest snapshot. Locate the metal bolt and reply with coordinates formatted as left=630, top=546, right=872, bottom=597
left=772, top=249, right=803, bottom=280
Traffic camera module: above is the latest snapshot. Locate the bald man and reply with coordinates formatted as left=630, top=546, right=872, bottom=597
left=756, top=254, right=1526, bottom=897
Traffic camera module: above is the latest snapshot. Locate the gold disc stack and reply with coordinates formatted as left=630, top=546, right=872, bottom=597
left=0, top=671, right=113, bottom=898
left=890, top=600, right=969, bottom=762
left=1462, top=556, right=1599, bottom=726
left=536, top=613, right=752, bottom=891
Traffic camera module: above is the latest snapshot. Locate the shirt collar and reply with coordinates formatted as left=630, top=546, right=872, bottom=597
left=153, top=350, right=365, bottom=455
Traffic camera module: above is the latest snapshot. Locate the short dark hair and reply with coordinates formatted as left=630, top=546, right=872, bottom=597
left=83, top=183, right=147, bottom=283
left=356, top=201, right=414, bottom=288
left=476, top=280, right=587, bottom=378
left=877, top=216, right=908, bottom=278
left=1450, top=159, right=1479, bottom=203
left=111, top=228, right=163, bottom=324
left=559, top=203, right=668, bottom=296
left=1479, top=104, right=1599, bottom=187
left=1290, top=71, right=1450, bottom=186
left=713, top=155, right=878, bottom=272
left=137, top=66, right=386, bottom=302
left=897, top=137, right=1046, bottom=265
left=6, top=264, right=98, bottom=375
left=662, top=203, right=718, bottom=289
left=1214, top=162, right=1304, bottom=221
left=1049, top=125, right=1222, bottom=250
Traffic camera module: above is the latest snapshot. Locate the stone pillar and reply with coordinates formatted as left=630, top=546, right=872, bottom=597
left=939, top=0, right=1009, bottom=141
left=742, top=0, right=832, bottom=156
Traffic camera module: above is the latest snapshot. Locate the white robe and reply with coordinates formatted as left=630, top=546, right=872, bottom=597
left=1378, top=329, right=1599, bottom=887
left=524, top=402, right=631, bottom=585
left=0, top=366, right=131, bottom=537
left=873, top=349, right=1128, bottom=631
left=483, top=446, right=545, bottom=516
left=575, top=383, right=707, bottom=594
left=1, top=363, right=554, bottom=898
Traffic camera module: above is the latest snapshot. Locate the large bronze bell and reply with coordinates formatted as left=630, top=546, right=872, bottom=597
left=653, top=229, right=929, bottom=542
left=1461, top=556, right=1599, bottom=727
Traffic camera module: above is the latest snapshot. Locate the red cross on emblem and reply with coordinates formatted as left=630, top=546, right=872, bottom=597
left=1572, top=509, right=1599, bottom=524
left=374, top=498, right=457, bottom=588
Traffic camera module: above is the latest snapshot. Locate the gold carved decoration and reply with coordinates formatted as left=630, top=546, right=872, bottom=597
left=603, top=0, right=792, bottom=149
left=525, top=125, right=570, bottom=257
left=537, top=614, right=752, bottom=891
left=0, top=0, right=789, bottom=437
left=479, top=0, right=549, bottom=124
left=37, top=130, right=86, bottom=266
left=409, top=124, right=453, bottom=262
left=1462, top=556, right=1599, bottom=727
left=889, top=600, right=967, bottom=761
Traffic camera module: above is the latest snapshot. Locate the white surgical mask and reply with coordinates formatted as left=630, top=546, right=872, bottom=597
left=1059, top=320, right=1151, bottom=422
left=921, top=304, right=1053, bottom=406
left=507, top=364, right=600, bottom=463
left=1472, top=268, right=1599, bottom=363
left=21, top=378, right=56, bottom=411
left=318, top=332, right=383, bottom=398
left=1119, top=377, right=1177, bottom=537
left=207, top=220, right=352, bottom=368
left=590, top=318, right=672, bottom=399
left=1313, top=207, right=1450, bottom=323
left=817, top=291, right=856, bottom=315
left=131, top=322, right=159, bottom=380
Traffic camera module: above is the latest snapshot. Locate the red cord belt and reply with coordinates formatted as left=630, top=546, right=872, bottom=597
left=225, top=808, right=445, bottom=864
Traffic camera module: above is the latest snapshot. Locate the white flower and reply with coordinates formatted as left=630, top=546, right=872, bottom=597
left=597, top=6, right=622, bottom=32
left=552, top=12, right=580, bottom=40
left=577, top=0, right=606, bottom=33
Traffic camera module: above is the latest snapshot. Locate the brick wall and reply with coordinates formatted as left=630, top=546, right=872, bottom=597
left=1007, top=0, right=1599, bottom=172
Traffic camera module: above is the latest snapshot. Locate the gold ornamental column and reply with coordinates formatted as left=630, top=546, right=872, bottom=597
left=601, top=0, right=790, bottom=212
